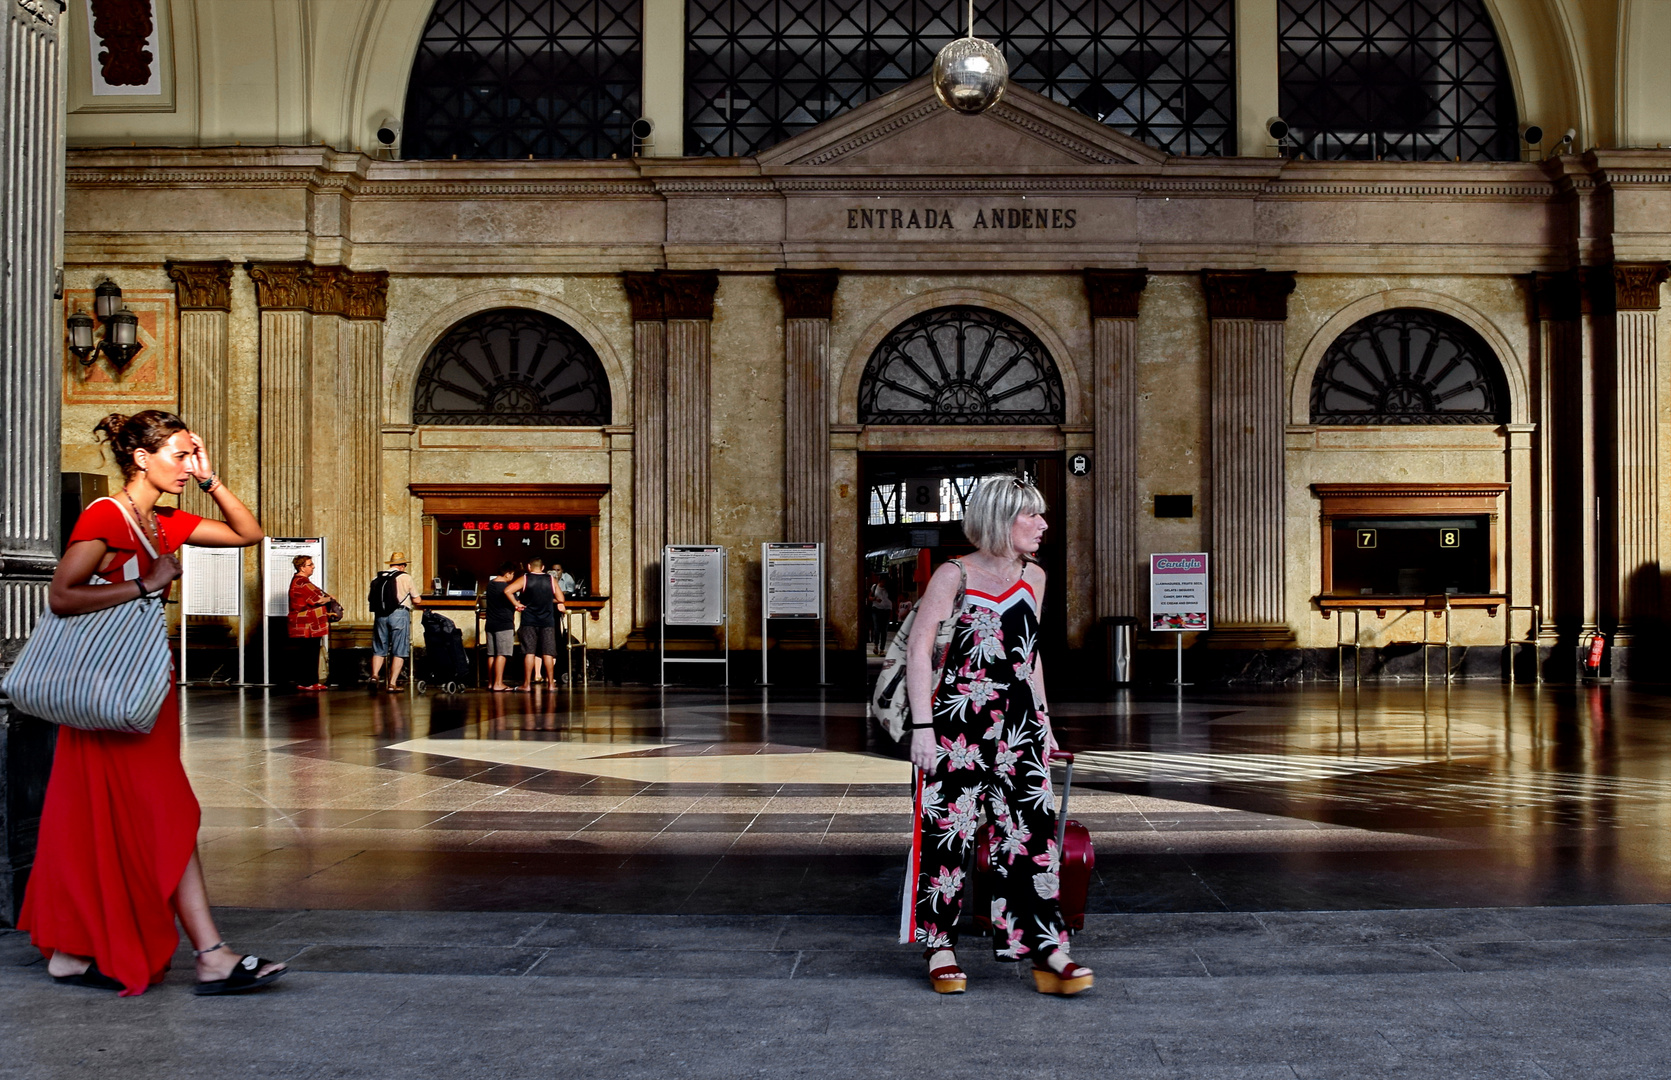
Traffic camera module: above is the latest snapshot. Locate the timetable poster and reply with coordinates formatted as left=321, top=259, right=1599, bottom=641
left=264, top=538, right=325, bottom=617
left=664, top=545, right=726, bottom=626
left=764, top=543, right=822, bottom=619
left=182, top=545, right=242, bottom=617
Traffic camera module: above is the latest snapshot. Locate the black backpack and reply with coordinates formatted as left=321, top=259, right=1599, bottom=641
left=368, top=571, right=403, bottom=617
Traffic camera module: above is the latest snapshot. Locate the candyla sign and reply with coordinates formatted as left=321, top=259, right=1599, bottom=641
left=1153, top=555, right=1205, bottom=574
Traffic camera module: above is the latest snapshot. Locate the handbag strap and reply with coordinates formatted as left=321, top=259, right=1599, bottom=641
left=99, top=496, right=160, bottom=560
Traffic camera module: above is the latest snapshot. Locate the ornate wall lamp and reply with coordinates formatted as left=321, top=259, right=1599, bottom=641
left=68, top=278, right=141, bottom=368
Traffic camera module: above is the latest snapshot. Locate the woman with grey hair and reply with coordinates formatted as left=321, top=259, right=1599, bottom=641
left=903, top=473, right=1092, bottom=995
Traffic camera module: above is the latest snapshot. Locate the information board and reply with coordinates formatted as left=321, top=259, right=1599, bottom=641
left=264, top=537, right=325, bottom=617
left=182, top=546, right=242, bottom=616
left=1149, top=552, right=1210, bottom=631
left=664, top=545, right=726, bottom=626
left=763, top=543, right=822, bottom=619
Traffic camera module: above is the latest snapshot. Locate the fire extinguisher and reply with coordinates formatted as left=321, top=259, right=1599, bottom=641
left=1584, top=632, right=1607, bottom=675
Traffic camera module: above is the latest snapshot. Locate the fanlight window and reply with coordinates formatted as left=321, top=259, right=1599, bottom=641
left=1310, top=308, right=1506, bottom=425
left=414, top=309, right=611, bottom=426
left=859, top=307, right=1066, bottom=425
left=686, top=0, right=1234, bottom=158
left=402, top=0, right=641, bottom=160
left=1278, top=0, right=1517, bottom=161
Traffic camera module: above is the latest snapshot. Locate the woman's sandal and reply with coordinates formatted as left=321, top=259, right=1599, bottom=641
left=51, top=962, right=123, bottom=991
left=925, top=949, right=966, bottom=994
left=1032, top=959, right=1094, bottom=996
left=195, top=952, right=288, bottom=996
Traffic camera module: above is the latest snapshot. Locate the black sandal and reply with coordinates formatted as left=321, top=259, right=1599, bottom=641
left=195, top=953, right=288, bottom=996
left=52, top=961, right=123, bottom=991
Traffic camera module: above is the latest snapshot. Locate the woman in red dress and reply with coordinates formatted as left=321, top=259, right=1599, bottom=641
left=19, top=411, right=287, bottom=996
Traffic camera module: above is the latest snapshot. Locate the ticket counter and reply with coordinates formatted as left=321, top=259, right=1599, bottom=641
left=410, top=483, right=607, bottom=600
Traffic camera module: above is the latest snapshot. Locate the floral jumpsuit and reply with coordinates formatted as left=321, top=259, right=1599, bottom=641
left=911, top=572, right=1070, bottom=963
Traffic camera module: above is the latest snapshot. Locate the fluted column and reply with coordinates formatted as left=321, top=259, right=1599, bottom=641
left=247, top=263, right=314, bottom=537
left=662, top=271, right=718, bottom=546
left=1603, top=263, right=1670, bottom=640
left=1203, top=270, right=1294, bottom=642
left=777, top=270, right=839, bottom=546
left=340, top=272, right=388, bottom=625
left=0, top=0, right=62, bottom=922
left=1530, top=272, right=1583, bottom=640
left=167, top=261, right=233, bottom=519
left=623, top=271, right=666, bottom=629
left=1084, top=269, right=1147, bottom=620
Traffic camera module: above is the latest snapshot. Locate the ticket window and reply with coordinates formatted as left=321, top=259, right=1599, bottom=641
left=1329, top=516, right=1490, bottom=597
left=433, top=516, right=594, bottom=596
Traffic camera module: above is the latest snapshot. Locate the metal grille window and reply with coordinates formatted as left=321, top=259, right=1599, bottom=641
left=1278, top=0, right=1517, bottom=161
left=686, top=0, right=1234, bottom=157
left=414, top=309, right=612, bottom=426
left=1310, top=308, right=1506, bottom=425
left=403, top=0, right=641, bottom=160
left=859, top=306, right=1066, bottom=425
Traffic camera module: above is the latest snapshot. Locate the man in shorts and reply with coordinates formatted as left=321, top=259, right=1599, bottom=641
left=483, top=562, right=520, bottom=691
left=506, top=556, right=565, bottom=690
left=369, top=551, right=422, bottom=691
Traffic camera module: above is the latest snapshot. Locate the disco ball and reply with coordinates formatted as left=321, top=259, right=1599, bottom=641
left=932, top=36, right=1009, bottom=114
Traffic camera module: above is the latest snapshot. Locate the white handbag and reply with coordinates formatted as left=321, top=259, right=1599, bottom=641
left=0, top=499, right=172, bottom=734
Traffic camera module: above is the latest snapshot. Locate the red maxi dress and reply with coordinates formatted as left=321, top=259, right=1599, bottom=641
left=18, top=497, right=203, bottom=996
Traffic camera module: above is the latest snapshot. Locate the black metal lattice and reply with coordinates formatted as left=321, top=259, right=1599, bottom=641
left=1310, top=308, right=1506, bottom=425
left=414, top=308, right=613, bottom=426
left=403, top=0, right=641, bottom=160
left=686, top=0, right=1234, bottom=157
left=1278, top=0, right=1517, bottom=161
left=859, top=306, right=1066, bottom=425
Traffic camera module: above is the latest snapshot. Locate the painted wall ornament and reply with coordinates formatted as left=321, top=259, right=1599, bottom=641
left=89, top=0, right=154, bottom=86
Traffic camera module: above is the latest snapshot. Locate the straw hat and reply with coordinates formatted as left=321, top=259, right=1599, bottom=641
left=386, top=551, right=409, bottom=566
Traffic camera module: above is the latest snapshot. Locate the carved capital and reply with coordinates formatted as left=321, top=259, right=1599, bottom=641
left=1614, top=263, right=1671, bottom=312
left=776, top=269, right=839, bottom=320
left=246, top=262, right=313, bottom=311
left=310, top=265, right=349, bottom=317
left=1083, top=268, right=1148, bottom=319
left=342, top=270, right=389, bottom=320
left=1201, top=270, right=1296, bottom=321
left=165, top=260, right=233, bottom=312
left=659, top=271, right=719, bottom=320
left=89, top=0, right=154, bottom=87
left=621, top=271, right=664, bottom=322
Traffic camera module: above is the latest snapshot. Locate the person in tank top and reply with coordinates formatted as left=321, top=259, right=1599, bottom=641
left=483, top=563, right=520, bottom=691
left=505, top=556, right=567, bottom=690
left=901, top=473, right=1093, bottom=998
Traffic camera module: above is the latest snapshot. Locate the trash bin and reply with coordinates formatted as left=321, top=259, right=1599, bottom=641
left=1106, top=617, right=1136, bottom=685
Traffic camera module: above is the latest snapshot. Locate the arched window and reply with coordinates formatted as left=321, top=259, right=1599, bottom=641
left=1278, top=0, right=1517, bottom=161
left=686, top=0, right=1234, bottom=158
left=859, top=306, right=1065, bottom=425
left=1309, top=308, right=1507, bottom=425
left=414, top=309, right=612, bottom=426
left=402, top=0, right=641, bottom=160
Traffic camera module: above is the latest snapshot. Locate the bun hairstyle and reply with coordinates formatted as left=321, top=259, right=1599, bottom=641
left=93, top=411, right=189, bottom=480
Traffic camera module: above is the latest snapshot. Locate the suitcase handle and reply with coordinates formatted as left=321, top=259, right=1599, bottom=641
left=1050, top=751, right=1074, bottom=853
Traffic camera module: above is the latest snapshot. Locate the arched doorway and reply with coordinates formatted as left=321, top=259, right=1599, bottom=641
left=855, top=306, right=1070, bottom=661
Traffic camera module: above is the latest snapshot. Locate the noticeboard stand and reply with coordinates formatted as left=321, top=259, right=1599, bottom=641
left=660, top=545, right=729, bottom=687
left=179, top=546, right=246, bottom=688
left=759, top=543, right=827, bottom=687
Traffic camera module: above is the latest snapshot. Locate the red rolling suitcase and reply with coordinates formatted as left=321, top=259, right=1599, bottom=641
left=973, top=750, right=1095, bottom=933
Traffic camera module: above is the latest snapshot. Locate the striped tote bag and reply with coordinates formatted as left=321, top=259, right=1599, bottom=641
left=1, top=593, right=171, bottom=733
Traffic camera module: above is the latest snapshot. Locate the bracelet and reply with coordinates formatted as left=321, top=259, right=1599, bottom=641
left=198, top=473, right=219, bottom=493
left=905, top=722, right=934, bottom=731
left=135, top=580, right=150, bottom=600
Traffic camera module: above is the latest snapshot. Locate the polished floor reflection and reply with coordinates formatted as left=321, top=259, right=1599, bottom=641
left=175, top=682, right=1671, bottom=914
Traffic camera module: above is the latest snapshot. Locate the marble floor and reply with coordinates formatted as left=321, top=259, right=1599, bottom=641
left=173, top=680, right=1671, bottom=914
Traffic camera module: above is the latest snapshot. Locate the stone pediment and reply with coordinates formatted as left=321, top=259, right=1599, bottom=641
left=756, top=76, right=1169, bottom=172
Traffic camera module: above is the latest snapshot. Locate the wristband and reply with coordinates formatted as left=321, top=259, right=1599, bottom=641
left=135, top=581, right=149, bottom=600
left=905, top=722, right=934, bottom=731
left=198, top=473, right=219, bottom=493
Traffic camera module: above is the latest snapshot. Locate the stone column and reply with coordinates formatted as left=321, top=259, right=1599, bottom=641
left=246, top=263, right=315, bottom=537
left=1203, top=270, right=1295, bottom=644
left=1602, top=262, right=1671, bottom=641
left=623, top=271, right=666, bottom=629
left=167, top=261, right=234, bottom=519
left=661, top=271, right=719, bottom=546
left=0, top=0, right=62, bottom=922
left=340, top=272, right=388, bottom=625
left=777, top=270, right=839, bottom=546
left=1530, top=272, right=1583, bottom=641
left=1084, top=269, right=1147, bottom=620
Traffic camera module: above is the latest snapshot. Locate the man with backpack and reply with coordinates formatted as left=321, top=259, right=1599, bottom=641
left=368, top=551, right=422, bottom=691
